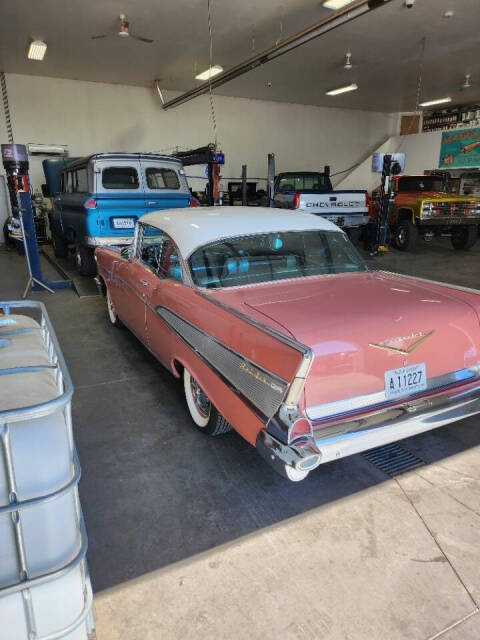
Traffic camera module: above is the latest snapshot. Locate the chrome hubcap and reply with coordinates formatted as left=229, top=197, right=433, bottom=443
left=190, top=377, right=211, bottom=419
left=397, top=228, right=406, bottom=245
left=107, top=293, right=115, bottom=318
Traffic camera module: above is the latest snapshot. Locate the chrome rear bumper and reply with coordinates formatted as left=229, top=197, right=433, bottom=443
left=258, top=381, right=480, bottom=476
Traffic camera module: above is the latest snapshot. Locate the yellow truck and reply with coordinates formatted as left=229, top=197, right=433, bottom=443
left=370, top=174, right=480, bottom=251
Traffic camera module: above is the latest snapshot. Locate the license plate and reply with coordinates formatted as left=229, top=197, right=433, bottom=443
left=385, top=363, right=427, bottom=400
left=112, top=217, right=135, bottom=229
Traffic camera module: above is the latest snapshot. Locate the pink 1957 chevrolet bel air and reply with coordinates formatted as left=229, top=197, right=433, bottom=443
left=95, top=207, right=480, bottom=481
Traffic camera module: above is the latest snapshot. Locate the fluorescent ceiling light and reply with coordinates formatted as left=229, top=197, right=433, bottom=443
left=322, top=0, right=356, bottom=9
left=28, top=40, right=47, bottom=61
left=326, top=83, right=358, bottom=96
left=195, top=65, right=224, bottom=81
left=419, top=97, right=452, bottom=107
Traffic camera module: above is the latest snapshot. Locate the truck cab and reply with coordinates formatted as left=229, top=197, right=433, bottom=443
left=46, top=153, right=198, bottom=275
left=269, top=169, right=370, bottom=243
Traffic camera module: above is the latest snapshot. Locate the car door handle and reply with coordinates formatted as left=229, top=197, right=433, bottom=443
left=146, top=201, right=157, bottom=206
left=140, top=279, right=148, bottom=287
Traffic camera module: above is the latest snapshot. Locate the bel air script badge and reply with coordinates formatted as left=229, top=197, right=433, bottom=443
left=239, top=361, right=284, bottom=394
left=369, top=330, right=435, bottom=355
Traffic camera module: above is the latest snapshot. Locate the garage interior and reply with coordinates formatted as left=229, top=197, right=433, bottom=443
left=1, top=1, right=480, bottom=639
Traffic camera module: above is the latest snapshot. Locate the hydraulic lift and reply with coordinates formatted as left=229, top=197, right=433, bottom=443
left=172, top=144, right=224, bottom=206
left=1, top=143, right=72, bottom=296
left=371, top=154, right=402, bottom=255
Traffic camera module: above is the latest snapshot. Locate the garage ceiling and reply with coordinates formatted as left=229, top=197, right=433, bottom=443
left=0, top=0, right=479, bottom=112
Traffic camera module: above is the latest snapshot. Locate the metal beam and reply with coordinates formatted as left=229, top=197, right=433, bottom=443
left=161, top=0, right=392, bottom=110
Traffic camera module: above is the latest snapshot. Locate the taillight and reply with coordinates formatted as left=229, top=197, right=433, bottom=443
left=293, top=193, right=300, bottom=209
left=189, top=198, right=200, bottom=207
left=365, top=192, right=370, bottom=207
left=289, top=417, right=313, bottom=442
left=84, top=198, right=97, bottom=210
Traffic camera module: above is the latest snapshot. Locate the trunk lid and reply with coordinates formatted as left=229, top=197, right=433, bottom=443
left=211, top=271, right=480, bottom=411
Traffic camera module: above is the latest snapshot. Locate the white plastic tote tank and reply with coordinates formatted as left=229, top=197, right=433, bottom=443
left=0, top=302, right=94, bottom=640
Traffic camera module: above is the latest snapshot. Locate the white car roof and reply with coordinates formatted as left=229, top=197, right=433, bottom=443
left=140, top=207, right=341, bottom=257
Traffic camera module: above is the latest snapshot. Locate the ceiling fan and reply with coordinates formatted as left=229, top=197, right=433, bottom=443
left=91, top=14, right=154, bottom=44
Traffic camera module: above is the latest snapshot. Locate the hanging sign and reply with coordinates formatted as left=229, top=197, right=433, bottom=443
left=439, top=127, right=480, bottom=168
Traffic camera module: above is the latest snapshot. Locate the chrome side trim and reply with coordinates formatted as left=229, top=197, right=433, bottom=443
left=306, top=365, right=480, bottom=422
left=380, top=271, right=480, bottom=295
left=194, top=289, right=314, bottom=439
left=98, top=262, right=312, bottom=427
left=156, top=306, right=288, bottom=420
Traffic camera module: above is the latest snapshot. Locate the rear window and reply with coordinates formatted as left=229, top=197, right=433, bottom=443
left=189, top=230, right=367, bottom=289
left=102, top=167, right=139, bottom=190
left=278, top=174, right=331, bottom=193
left=146, top=167, right=180, bottom=190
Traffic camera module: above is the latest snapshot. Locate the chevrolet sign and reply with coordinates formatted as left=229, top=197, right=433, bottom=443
left=305, top=201, right=364, bottom=208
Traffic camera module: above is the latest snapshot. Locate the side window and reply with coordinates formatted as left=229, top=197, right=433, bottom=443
left=157, top=239, right=182, bottom=281
left=136, top=225, right=182, bottom=281
left=146, top=167, right=180, bottom=190
left=137, top=224, right=165, bottom=271
left=76, top=168, right=88, bottom=193
left=65, top=171, right=74, bottom=194
left=102, top=167, right=139, bottom=189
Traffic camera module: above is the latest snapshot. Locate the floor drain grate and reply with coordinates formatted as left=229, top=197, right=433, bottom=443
left=362, top=443, right=425, bottom=476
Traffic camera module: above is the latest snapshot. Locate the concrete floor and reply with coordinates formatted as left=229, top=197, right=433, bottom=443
left=1, top=238, right=480, bottom=640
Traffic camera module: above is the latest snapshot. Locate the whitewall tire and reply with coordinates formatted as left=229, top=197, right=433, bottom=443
left=183, top=368, right=232, bottom=436
left=106, top=289, right=120, bottom=326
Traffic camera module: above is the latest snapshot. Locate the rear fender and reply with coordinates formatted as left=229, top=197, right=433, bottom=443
left=160, top=287, right=312, bottom=446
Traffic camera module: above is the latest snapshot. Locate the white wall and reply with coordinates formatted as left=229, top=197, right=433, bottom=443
left=3, top=73, right=398, bottom=193
left=338, top=129, right=448, bottom=193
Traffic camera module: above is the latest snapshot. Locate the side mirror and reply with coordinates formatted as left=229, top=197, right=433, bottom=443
left=41, top=184, right=51, bottom=198
left=121, top=246, right=132, bottom=260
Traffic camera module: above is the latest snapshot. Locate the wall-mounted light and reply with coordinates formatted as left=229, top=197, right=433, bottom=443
left=462, top=74, right=471, bottom=90
left=326, top=83, right=358, bottom=96
left=195, top=65, right=224, bottom=81
left=344, top=51, right=353, bottom=70
left=419, top=97, right=452, bottom=107
left=28, top=40, right=47, bottom=61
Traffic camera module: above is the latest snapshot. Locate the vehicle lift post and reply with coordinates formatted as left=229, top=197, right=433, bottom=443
left=1, top=143, right=72, bottom=297
left=267, top=153, right=275, bottom=207
left=241, top=165, right=248, bottom=206
left=372, top=153, right=392, bottom=255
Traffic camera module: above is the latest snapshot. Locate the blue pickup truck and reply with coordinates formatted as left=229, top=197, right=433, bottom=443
left=43, top=152, right=197, bottom=275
